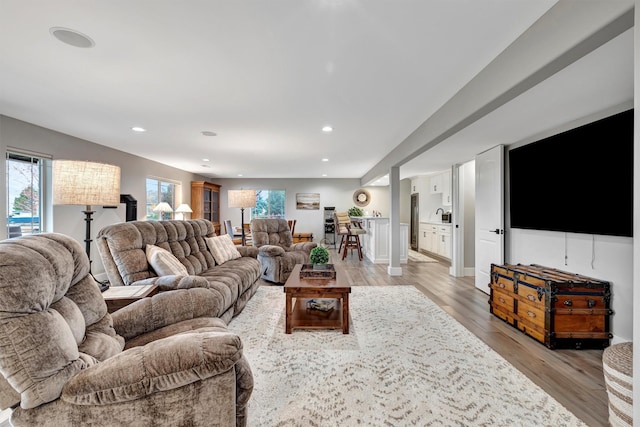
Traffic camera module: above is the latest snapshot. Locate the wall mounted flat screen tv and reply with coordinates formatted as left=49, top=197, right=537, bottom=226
left=509, top=109, right=633, bottom=237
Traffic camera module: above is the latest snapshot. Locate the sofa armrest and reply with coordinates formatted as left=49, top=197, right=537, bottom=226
left=111, top=288, right=222, bottom=340
left=130, top=275, right=210, bottom=292
left=62, top=330, right=243, bottom=405
left=290, top=242, right=317, bottom=252
left=236, top=246, right=258, bottom=258
left=257, top=245, right=286, bottom=257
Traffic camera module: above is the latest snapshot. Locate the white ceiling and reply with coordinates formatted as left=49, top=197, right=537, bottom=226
left=0, top=1, right=633, bottom=184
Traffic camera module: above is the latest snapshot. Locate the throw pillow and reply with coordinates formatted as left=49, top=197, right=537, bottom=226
left=206, top=234, right=241, bottom=265
left=146, top=244, right=188, bottom=276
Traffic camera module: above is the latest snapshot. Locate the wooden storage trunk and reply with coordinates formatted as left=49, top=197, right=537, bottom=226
left=489, top=263, right=612, bottom=349
left=292, top=232, right=313, bottom=243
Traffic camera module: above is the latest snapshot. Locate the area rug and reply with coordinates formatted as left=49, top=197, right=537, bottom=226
left=228, top=286, right=585, bottom=426
left=408, top=249, right=439, bottom=263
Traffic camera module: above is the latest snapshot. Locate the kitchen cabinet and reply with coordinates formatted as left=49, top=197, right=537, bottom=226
left=437, top=225, right=451, bottom=258
left=419, top=222, right=451, bottom=260
left=427, top=225, right=438, bottom=253
left=419, top=223, right=437, bottom=254
left=441, top=170, right=452, bottom=206
left=418, top=223, right=429, bottom=252
left=429, top=170, right=452, bottom=205
left=429, top=174, right=443, bottom=194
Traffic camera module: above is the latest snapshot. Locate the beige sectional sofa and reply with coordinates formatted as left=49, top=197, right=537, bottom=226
left=96, top=219, right=261, bottom=323
left=0, top=232, right=253, bottom=427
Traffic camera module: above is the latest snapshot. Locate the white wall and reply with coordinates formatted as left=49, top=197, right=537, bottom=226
left=508, top=229, right=632, bottom=343
left=214, top=178, right=390, bottom=244
left=0, top=116, right=208, bottom=277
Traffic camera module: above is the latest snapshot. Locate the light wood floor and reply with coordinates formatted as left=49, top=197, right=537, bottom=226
left=262, top=248, right=608, bottom=427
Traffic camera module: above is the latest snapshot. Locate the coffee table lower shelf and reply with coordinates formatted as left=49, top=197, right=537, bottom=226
left=289, top=298, right=344, bottom=331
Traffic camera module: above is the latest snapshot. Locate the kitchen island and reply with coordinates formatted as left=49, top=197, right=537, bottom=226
left=355, top=217, right=409, bottom=264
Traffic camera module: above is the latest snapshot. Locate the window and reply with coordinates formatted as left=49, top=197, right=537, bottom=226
left=146, top=178, right=180, bottom=220
left=251, top=190, right=285, bottom=219
left=6, top=151, right=48, bottom=237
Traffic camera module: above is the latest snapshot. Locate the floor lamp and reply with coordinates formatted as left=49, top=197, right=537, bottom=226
left=228, top=189, right=256, bottom=246
left=52, top=160, right=121, bottom=281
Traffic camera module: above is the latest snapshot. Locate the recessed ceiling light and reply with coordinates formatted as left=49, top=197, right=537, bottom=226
left=50, top=27, right=95, bottom=48
left=131, top=126, right=146, bottom=132
left=202, top=131, right=217, bottom=136
left=321, top=158, right=329, bottom=162
left=322, top=126, right=333, bottom=133
left=201, top=164, right=211, bottom=168
left=237, top=174, right=243, bottom=177
left=202, top=158, right=210, bottom=162
left=322, top=174, right=327, bottom=177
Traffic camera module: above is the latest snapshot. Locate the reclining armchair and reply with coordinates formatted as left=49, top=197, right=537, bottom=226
left=250, top=218, right=317, bottom=283
left=0, top=233, right=253, bottom=426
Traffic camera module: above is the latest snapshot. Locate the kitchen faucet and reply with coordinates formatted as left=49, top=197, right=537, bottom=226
left=435, top=208, right=444, bottom=215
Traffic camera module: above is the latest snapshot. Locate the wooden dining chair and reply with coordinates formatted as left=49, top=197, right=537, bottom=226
left=287, top=219, right=297, bottom=235
left=224, top=220, right=234, bottom=238
left=243, top=223, right=253, bottom=246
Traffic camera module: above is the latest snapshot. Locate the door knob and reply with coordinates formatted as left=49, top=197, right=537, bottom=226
left=492, top=229, right=503, bottom=234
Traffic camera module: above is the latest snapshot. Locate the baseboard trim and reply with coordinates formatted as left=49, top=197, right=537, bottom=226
left=387, top=266, right=403, bottom=276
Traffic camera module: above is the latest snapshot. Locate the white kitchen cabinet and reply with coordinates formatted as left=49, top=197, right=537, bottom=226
left=419, top=223, right=451, bottom=260
left=419, top=223, right=438, bottom=254
left=429, top=170, right=452, bottom=204
left=441, top=169, right=452, bottom=206
left=410, top=177, right=420, bottom=194
left=426, top=225, right=437, bottom=253
left=437, top=225, right=451, bottom=258
left=429, top=173, right=443, bottom=194
left=418, top=223, right=429, bottom=252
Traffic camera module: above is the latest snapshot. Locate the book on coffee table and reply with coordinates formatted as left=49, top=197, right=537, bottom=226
left=306, top=298, right=335, bottom=312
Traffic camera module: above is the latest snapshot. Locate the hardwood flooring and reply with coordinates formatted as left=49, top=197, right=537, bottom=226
left=262, top=249, right=608, bottom=426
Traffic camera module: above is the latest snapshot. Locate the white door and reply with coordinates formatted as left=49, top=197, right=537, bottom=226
left=475, top=145, right=504, bottom=293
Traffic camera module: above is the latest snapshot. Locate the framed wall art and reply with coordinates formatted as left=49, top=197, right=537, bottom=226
left=296, top=193, right=320, bottom=210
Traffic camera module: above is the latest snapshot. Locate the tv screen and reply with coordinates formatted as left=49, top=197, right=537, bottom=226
left=508, top=109, right=633, bottom=237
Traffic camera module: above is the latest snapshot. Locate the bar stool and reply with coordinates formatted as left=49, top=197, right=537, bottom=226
left=342, top=230, right=366, bottom=260
left=334, top=212, right=351, bottom=254
left=335, top=213, right=366, bottom=260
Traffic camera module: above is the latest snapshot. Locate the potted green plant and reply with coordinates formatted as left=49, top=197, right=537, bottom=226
left=348, top=206, right=364, bottom=217
left=309, top=246, right=330, bottom=270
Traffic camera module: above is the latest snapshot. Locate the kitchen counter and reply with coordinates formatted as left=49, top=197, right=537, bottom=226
left=359, top=217, right=408, bottom=264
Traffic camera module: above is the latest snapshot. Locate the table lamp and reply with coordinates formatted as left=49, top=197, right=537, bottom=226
left=175, top=203, right=193, bottom=220
left=153, top=202, right=173, bottom=220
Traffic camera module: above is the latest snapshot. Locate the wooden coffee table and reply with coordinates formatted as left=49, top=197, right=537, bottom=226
left=284, top=264, right=351, bottom=334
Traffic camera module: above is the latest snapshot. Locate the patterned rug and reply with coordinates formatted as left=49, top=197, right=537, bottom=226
left=408, top=249, right=439, bottom=263
left=228, top=286, right=585, bottom=427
